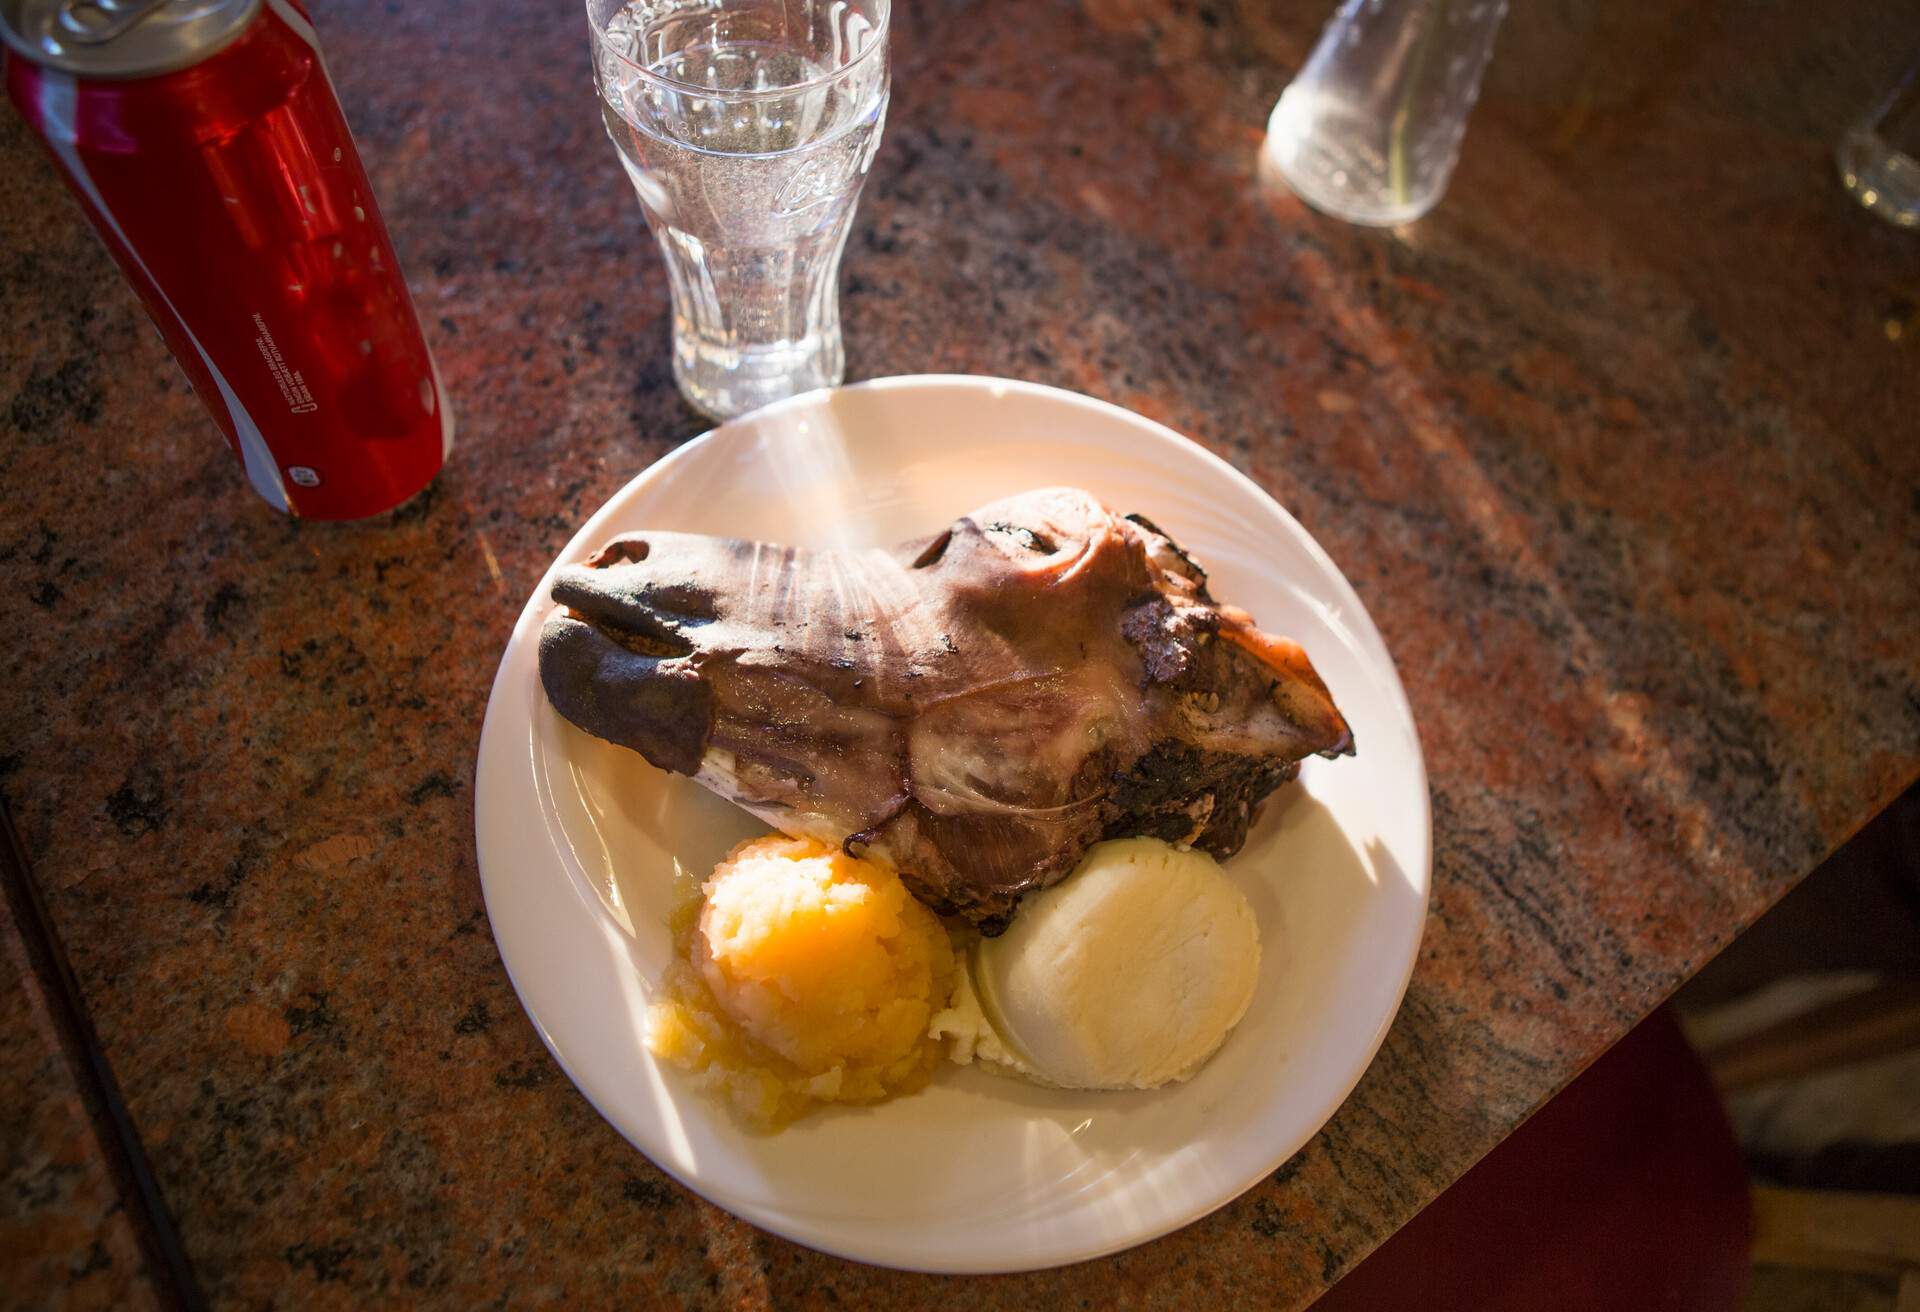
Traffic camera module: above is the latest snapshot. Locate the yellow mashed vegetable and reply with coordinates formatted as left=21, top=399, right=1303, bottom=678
left=645, top=834, right=955, bottom=1130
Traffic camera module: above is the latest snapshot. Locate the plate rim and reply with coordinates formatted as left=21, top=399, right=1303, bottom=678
left=474, top=373, right=1432, bottom=1273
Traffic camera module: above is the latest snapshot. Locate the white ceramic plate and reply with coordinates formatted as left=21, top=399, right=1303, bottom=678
left=474, top=376, right=1429, bottom=1273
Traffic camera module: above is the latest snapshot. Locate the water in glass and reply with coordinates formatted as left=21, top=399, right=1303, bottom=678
left=592, top=0, right=888, bottom=418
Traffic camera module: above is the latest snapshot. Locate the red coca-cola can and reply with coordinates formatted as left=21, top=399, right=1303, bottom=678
left=3, top=0, right=452, bottom=519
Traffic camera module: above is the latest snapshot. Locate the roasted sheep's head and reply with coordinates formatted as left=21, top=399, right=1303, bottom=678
left=540, top=487, right=1353, bottom=932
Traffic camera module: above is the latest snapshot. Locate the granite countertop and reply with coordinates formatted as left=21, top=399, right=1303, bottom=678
left=3, top=0, right=1917, bottom=1305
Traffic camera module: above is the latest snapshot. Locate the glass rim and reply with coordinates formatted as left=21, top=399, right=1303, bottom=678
left=588, top=0, right=891, bottom=100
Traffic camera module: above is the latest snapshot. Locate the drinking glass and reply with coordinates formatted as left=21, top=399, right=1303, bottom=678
left=1838, top=52, right=1920, bottom=229
left=587, top=0, right=890, bottom=419
left=1265, top=0, right=1507, bottom=227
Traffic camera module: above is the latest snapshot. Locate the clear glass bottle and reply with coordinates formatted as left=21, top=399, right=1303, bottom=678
left=1265, top=0, right=1507, bottom=227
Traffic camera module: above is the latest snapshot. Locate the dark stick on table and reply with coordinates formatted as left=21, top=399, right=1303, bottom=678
left=0, top=800, right=206, bottom=1312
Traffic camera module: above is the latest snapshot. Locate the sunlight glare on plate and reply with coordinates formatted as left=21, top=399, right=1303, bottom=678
left=567, top=752, right=632, bottom=935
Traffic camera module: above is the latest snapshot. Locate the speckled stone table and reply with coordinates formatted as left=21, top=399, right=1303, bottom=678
left=3, top=0, right=1917, bottom=1306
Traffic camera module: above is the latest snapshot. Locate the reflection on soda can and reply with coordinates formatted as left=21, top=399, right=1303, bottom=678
left=2, top=0, right=454, bottom=519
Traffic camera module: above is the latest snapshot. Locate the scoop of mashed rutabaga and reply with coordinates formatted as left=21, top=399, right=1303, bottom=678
left=646, top=834, right=955, bottom=1130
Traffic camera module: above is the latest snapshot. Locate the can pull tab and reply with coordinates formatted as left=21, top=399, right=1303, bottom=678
left=55, top=0, right=170, bottom=46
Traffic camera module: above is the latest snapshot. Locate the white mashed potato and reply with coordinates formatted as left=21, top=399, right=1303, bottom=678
left=931, top=837, right=1262, bottom=1090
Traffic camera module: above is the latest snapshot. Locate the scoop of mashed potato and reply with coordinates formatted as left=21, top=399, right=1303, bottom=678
left=932, top=837, right=1260, bottom=1090
left=646, top=834, right=955, bottom=1130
